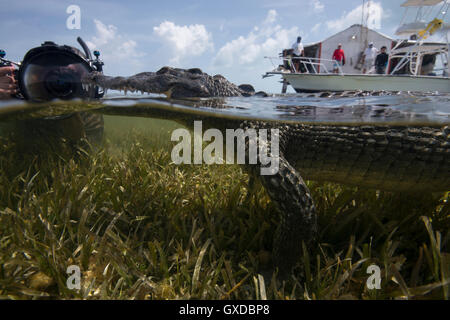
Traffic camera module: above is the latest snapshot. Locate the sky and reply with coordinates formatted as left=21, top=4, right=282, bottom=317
left=0, top=0, right=448, bottom=93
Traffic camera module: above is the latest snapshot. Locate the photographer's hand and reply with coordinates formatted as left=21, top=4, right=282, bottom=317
left=0, top=66, right=18, bottom=99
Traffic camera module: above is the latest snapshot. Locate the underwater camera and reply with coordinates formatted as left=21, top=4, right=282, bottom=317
left=0, top=37, right=104, bottom=102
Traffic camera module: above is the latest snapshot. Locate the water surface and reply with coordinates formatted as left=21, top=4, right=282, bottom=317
left=0, top=91, right=449, bottom=125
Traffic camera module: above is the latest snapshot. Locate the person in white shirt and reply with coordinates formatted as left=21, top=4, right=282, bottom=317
left=291, top=36, right=304, bottom=72
left=362, top=42, right=378, bottom=74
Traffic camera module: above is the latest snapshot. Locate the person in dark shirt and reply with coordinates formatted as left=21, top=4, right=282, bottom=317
left=375, top=46, right=389, bottom=75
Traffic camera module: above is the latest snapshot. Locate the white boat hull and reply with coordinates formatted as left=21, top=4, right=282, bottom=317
left=278, top=73, right=450, bottom=93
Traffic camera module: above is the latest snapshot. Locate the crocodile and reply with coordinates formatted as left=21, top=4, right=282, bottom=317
left=83, top=68, right=450, bottom=272
left=86, top=66, right=262, bottom=98
left=85, top=66, right=396, bottom=99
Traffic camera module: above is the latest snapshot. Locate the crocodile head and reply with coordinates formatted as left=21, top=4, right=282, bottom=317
left=85, top=66, right=255, bottom=98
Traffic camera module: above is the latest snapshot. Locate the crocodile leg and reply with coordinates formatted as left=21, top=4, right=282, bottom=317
left=240, top=121, right=317, bottom=273
left=256, top=155, right=317, bottom=272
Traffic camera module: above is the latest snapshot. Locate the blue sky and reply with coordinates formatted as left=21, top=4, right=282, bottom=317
left=0, top=0, right=448, bottom=92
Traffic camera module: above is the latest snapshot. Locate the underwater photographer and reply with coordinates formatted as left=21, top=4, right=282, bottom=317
left=0, top=38, right=105, bottom=150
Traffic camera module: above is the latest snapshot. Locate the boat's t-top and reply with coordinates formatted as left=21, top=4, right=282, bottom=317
left=391, top=0, right=449, bottom=76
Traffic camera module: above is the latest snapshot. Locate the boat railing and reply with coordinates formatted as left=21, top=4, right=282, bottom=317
left=389, top=39, right=449, bottom=76
left=264, top=56, right=344, bottom=75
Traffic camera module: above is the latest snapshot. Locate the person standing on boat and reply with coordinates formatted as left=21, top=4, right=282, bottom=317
left=291, top=36, right=304, bottom=73
left=332, top=44, right=346, bottom=74
left=362, top=42, right=378, bottom=74
left=375, top=46, right=389, bottom=75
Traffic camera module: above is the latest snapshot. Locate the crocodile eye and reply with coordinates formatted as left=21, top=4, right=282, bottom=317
left=187, top=68, right=202, bottom=75
left=213, top=75, right=226, bottom=81
left=156, top=66, right=171, bottom=75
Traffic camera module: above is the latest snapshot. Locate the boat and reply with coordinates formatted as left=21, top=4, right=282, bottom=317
left=264, top=0, right=450, bottom=93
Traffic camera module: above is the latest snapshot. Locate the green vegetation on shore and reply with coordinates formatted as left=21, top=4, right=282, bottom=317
left=0, top=115, right=448, bottom=299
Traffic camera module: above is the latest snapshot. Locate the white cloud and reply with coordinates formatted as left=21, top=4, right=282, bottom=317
left=153, top=21, right=213, bottom=64
left=88, top=19, right=117, bottom=47
left=311, top=0, right=324, bottom=13
left=264, top=9, right=277, bottom=24
left=86, top=19, right=144, bottom=75
left=213, top=10, right=299, bottom=68
left=326, top=1, right=385, bottom=31
left=311, top=22, right=322, bottom=33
